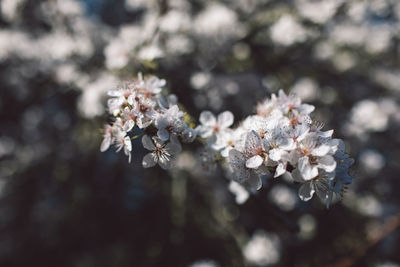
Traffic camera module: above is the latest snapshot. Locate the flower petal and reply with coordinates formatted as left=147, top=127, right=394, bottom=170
left=217, top=111, right=234, bottom=128
left=142, top=153, right=157, bottom=168
left=157, top=128, right=170, bottom=141
left=274, top=163, right=286, bottom=178
left=158, top=155, right=172, bottom=169
left=298, top=156, right=318, bottom=180
left=244, top=173, right=262, bottom=193
left=244, top=130, right=263, bottom=156
left=318, top=155, right=337, bottom=172
left=298, top=182, right=315, bottom=201
left=311, top=144, right=330, bottom=157
left=100, top=136, right=111, bottom=152
left=199, top=111, right=216, bottom=127
left=269, top=148, right=283, bottom=161
left=246, top=155, right=263, bottom=169
left=142, top=135, right=155, bottom=151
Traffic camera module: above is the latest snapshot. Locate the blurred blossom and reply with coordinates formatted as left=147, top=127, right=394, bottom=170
left=268, top=185, right=297, bottom=211
left=359, top=149, right=385, bottom=174
left=188, top=259, right=220, bottom=267
left=193, top=3, right=243, bottom=40
left=191, top=72, right=212, bottom=90
left=78, top=74, right=118, bottom=118
left=376, top=262, right=400, bottom=267
left=0, top=137, right=15, bottom=157
left=244, top=230, right=280, bottom=266
left=298, top=214, right=316, bottom=240
left=0, top=0, right=24, bottom=22
left=344, top=99, right=390, bottom=137
left=228, top=181, right=249, bottom=205
left=295, top=0, right=343, bottom=24
left=356, top=194, right=383, bottom=217
left=290, top=78, right=319, bottom=102
left=270, top=15, right=308, bottom=46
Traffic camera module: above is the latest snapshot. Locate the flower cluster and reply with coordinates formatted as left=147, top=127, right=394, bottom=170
left=197, top=90, right=354, bottom=207
left=101, top=74, right=354, bottom=207
left=100, top=73, right=196, bottom=168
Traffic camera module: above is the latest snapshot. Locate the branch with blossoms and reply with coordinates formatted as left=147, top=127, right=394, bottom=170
left=100, top=73, right=354, bottom=208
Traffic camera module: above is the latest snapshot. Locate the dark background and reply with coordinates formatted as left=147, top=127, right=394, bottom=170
left=0, top=0, right=399, bottom=266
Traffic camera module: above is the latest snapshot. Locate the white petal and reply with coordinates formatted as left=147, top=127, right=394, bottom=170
left=246, top=155, right=263, bottom=169
left=311, top=144, right=330, bottom=156
left=142, top=153, right=157, bottom=168
left=298, top=182, right=315, bottom=201
left=199, top=111, right=216, bottom=127
left=217, top=111, right=234, bottom=128
left=274, top=163, right=286, bottom=177
left=279, top=138, right=296, bottom=150
left=319, top=130, right=333, bottom=138
left=157, top=128, right=170, bottom=141
left=142, top=135, right=155, bottom=151
left=298, top=156, right=318, bottom=180
left=269, top=148, right=283, bottom=161
left=124, top=136, right=132, bottom=152
left=123, top=120, right=135, bottom=132
left=318, top=155, right=337, bottom=172
left=158, top=155, right=172, bottom=169
left=299, top=104, right=315, bottom=114
left=195, top=125, right=213, bottom=138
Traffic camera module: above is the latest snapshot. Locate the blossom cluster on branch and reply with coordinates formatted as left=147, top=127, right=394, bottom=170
left=101, top=74, right=354, bottom=208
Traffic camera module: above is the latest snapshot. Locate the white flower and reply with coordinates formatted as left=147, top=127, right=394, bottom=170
left=142, top=134, right=182, bottom=169
left=291, top=133, right=337, bottom=180
left=113, top=129, right=132, bottom=163
left=154, top=105, right=185, bottom=141
left=264, top=127, right=296, bottom=177
left=227, top=131, right=269, bottom=192
left=195, top=110, right=234, bottom=138
left=276, top=90, right=315, bottom=115
left=294, top=170, right=335, bottom=203
left=100, top=124, right=114, bottom=152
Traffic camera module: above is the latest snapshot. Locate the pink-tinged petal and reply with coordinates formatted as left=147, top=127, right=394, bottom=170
left=298, top=156, right=318, bottom=180
left=142, top=135, right=155, bottom=151
left=229, top=149, right=246, bottom=165
left=244, top=130, right=263, bottom=156
left=217, top=111, right=234, bottom=128
left=142, top=153, right=157, bottom=168
left=318, top=155, right=337, bottom=172
left=100, top=136, right=111, bottom=152
left=311, top=144, right=330, bottom=157
left=298, top=182, right=315, bottom=201
left=199, top=111, right=216, bottom=127
left=157, top=128, right=170, bottom=141
left=246, top=155, right=263, bottom=169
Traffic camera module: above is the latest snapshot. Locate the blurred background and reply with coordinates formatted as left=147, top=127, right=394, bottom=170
left=1, top=0, right=400, bottom=266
